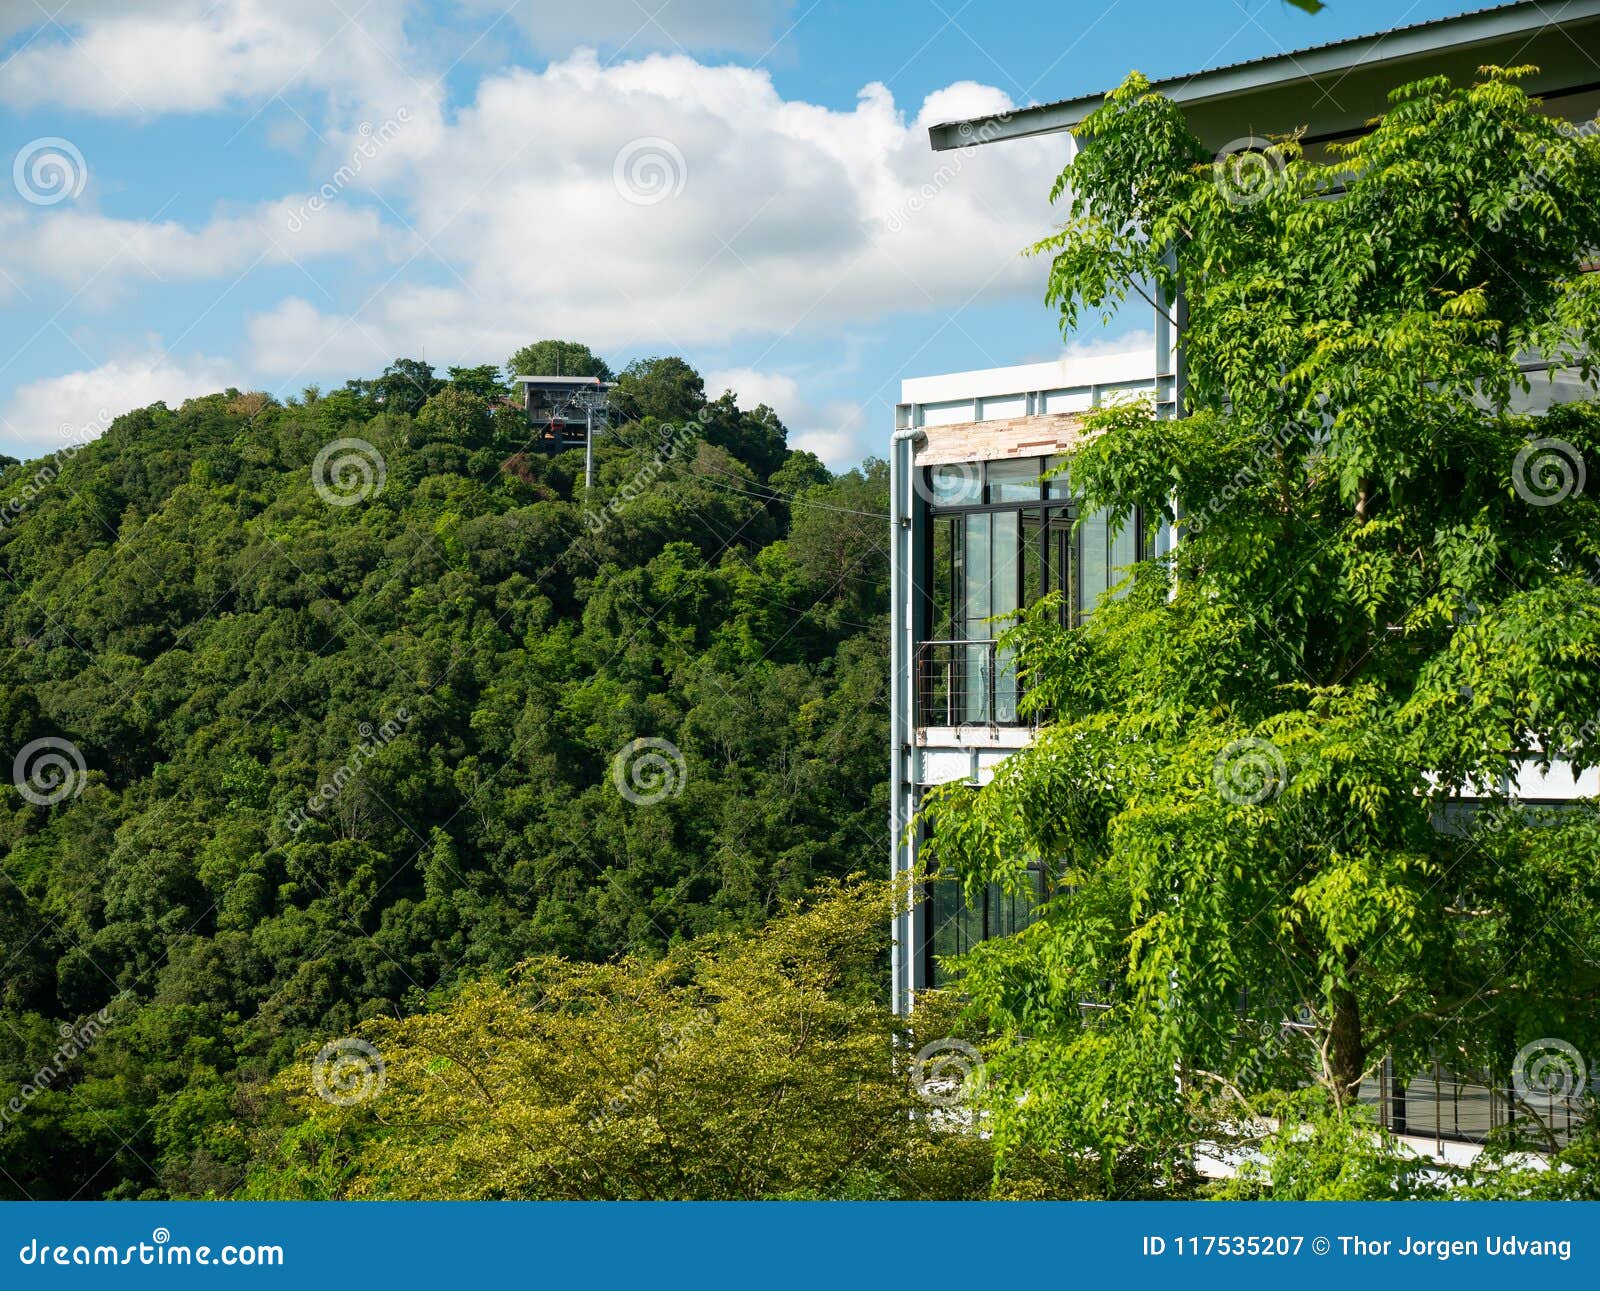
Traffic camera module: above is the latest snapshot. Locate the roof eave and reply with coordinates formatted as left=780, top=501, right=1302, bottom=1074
left=927, top=0, right=1600, bottom=151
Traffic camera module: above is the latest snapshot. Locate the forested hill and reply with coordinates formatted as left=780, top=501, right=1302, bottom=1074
left=0, top=346, right=890, bottom=1199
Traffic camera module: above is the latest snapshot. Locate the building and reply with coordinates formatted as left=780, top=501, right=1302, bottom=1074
left=888, top=0, right=1600, bottom=1149
left=514, top=374, right=617, bottom=487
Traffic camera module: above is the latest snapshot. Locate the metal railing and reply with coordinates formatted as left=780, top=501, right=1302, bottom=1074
left=1361, top=1059, right=1587, bottom=1151
left=916, top=639, right=1023, bottom=728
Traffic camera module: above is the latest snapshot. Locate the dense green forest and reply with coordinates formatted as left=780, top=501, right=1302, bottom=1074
left=0, top=345, right=891, bottom=1199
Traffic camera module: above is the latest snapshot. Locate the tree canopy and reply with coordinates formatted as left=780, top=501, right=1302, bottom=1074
left=240, top=880, right=1092, bottom=1201
left=922, top=68, right=1600, bottom=1187
left=505, top=340, right=613, bottom=382
left=0, top=345, right=890, bottom=1199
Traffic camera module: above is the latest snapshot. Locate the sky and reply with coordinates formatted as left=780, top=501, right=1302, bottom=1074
left=0, top=0, right=1493, bottom=468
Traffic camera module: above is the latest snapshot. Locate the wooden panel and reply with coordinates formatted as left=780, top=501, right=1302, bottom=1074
left=912, top=412, right=1090, bottom=467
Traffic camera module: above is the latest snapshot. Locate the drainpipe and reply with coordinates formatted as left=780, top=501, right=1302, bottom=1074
left=889, top=423, right=922, bottom=1016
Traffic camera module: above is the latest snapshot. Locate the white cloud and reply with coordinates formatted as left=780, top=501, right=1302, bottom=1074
left=792, top=401, right=868, bottom=469
left=705, top=366, right=801, bottom=413
left=245, top=297, right=396, bottom=384
left=238, top=52, right=1069, bottom=374
left=707, top=366, right=866, bottom=469
left=0, top=23, right=1079, bottom=472
left=1063, top=328, right=1157, bottom=360
left=0, top=352, right=235, bottom=459
left=0, top=0, right=425, bottom=116
left=1, top=199, right=397, bottom=296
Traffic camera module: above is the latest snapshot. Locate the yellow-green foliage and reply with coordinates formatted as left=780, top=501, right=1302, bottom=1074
left=242, top=880, right=1085, bottom=1200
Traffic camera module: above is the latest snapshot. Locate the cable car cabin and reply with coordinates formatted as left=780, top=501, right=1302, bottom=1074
left=513, top=375, right=615, bottom=452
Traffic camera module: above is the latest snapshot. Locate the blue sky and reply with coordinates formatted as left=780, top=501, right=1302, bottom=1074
left=0, top=0, right=1489, bottom=467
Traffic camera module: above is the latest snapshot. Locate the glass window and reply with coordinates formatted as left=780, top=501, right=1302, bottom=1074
left=922, top=506, right=1082, bottom=722
left=1109, top=516, right=1138, bottom=584
left=1079, top=508, right=1139, bottom=619
left=1021, top=509, right=1046, bottom=609
left=927, top=867, right=1047, bottom=986
left=992, top=511, right=1022, bottom=722
left=986, top=457, right=1043, bottom=503
left=1044, top=454, right=1073, bottom=499
left=1079, top=508, right=1109, bottom=618
left=930, top=515, right=959, bottom=639
left=927, top=463, right=981, bottom=506
left=1048, top=510, right=1074, bottom=625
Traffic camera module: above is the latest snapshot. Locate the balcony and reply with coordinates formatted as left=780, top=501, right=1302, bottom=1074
left=915, top=638, right=1022, bottom=729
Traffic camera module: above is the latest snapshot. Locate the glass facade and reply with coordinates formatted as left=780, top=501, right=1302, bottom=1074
left=926, top=868, right=1046, bottom=986
left=920, top=456, right=1152, bottom=725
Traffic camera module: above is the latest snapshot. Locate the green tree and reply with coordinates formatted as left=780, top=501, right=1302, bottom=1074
left=371, top=358, right=440, bottom=418
left=0, top=354, right=895, bottom=1199
left=241, top=881, right=1053, bottom=1200
left=613, top=356, right=705, bottom=424
left=446, top=364, right=509, bottom=401
left=922, top=68, right=1600, bottom=1184
left=505, top=340, right=612, bottom=381
left=415, top=387, right=493, bottom=448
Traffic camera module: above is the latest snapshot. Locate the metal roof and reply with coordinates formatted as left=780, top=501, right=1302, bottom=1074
left=512, top=375, right=614, bottom=386
left=928, top=0, right=1600, bottom=151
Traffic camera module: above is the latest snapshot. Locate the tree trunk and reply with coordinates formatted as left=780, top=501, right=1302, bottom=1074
left=1328, top=981, right=1366, bottom=1108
